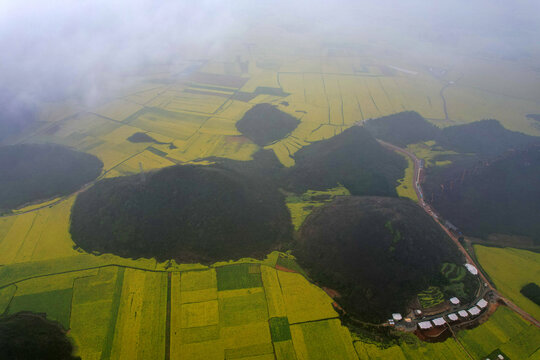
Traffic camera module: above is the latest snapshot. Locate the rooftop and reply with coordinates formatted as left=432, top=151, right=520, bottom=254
left=447, top=313, right=459, bottom=321
left=465, top=263, right=478, bottom=275
left=418, top=321, right=432, bottom=329
left=477, top=299, right=488, bottom=308
left=449, top=297, right=460, bottom=305
left=468, top=306, right=481, bottom=316
left=458, top=310, right=469, bottom=317
left=392, top=313, right=402, bottom=321
left=432, top=317, right=446, bottom=326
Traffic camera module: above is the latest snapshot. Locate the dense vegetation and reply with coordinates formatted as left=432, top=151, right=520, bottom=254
left=284, top=126, right=406, bottom=196
left=70, top=163, right=292, bottom=263
left=236, top=103, right=300, bottom=145
left=520, top=283, right=540, bottom=306
left=295, top=196, right=463, bottom=323
left=424, top=146, right=540, bottom=243
left=0, top=313, right=80, bottom=360
left=364, top=111, right=440, bottom=147
left=436, top=119, right=538, bottom=156
left=0, top=144, right=103, bottom=210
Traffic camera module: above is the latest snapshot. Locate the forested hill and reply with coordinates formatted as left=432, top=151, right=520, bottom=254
left=0, top=144, right=103, bottom=210
left=424, top=145, right=540, bottom=243
left=283, top=126, right=406, bottom=196
left=296, top=196, right=464, bottom=323
left=70, top=164, right=292, bottom=263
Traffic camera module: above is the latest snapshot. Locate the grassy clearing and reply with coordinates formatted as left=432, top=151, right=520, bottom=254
left=396, top=155, right=417, bottom=201
left=217, top=263, right=263, bottom=291
left=285, top=185, right=350, bottom=230
left=475, top=245, right=540, bottom=320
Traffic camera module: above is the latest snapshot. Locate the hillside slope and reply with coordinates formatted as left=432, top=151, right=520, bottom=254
left=296, top=196, right=464, bottom=323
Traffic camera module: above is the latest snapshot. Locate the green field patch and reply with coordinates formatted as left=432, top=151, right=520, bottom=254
left=224, top=342, right=274, bottom=359
left=417, top=286, right=444, bottom=308
left=274, top=340, right=298, bottom=360
left=179, top=324, right=220, bottom=344
left=7, top=288, right=73, bottom=328
left=219, top=291, right=268, bottom=327
left=0, top=285, right=17, bottom=315
left=458, top=306, right=539, bottom=359
left=275, top=255, right=307, bottom=277
left=269, top=317, right=292, bottom=342
left=293, top=319, right=355, bottom=360
left=99, top=267, right=125, bottom=360
left=217, top=264, right=263, bottom=291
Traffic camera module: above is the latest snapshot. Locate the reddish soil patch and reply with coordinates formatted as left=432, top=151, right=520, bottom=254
left=275, top=264, right=297, bottom=273
left=322, top=287, right=342, bottom=299
left=225, top=135, right=251, bottom=144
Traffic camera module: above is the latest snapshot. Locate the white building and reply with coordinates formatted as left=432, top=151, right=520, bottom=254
left=432, top=317, right=446, bottom=326
left=447, top=313, right=459, bottom=322
left=477, top=299, right=488, bottom=309
left=465, top=263, right=478, bottom=275
left=458, top=310, right=469, bottom=318
left=418, top=321, right=432, bottom=329
left=468, top=306, right=481, bottom=316
left=450, top=297, right=460, bottom=305
left=392, top=313, right=403, bottom=321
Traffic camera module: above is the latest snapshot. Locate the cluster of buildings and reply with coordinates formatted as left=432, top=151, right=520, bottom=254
left=416, top=297, right=489, bottom=330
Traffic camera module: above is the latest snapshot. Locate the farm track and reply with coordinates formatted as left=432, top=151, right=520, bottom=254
left=378, top=139, right=540, bottom=328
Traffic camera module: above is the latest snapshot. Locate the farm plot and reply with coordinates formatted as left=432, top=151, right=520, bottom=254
left=147, top=90, right=229, bottom=114
left=475, top=245, right=540, bottom=321
left=109, top=269, right=168, bottom=360
left=69, top=267, right=124, bottom=360
left=93, top=99, right=144, bottom=122
left=290, top=319, right=357, bottom=360
left=216, top=263, right=263, bottom=291
left=277, top=270, right=338, bottom=324
left=457, top=306, right=540, bottom=359
left=0, top=198, right=79, bottom=265
left=126, top=108, right=209, bottom=141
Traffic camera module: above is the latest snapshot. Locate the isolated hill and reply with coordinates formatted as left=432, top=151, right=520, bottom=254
left=70, top=164, right=292, bottom=263
left=0, top=144, right=103, bottom=210
left=0, top=313, right=80, bottom=360
left=236, top=103, right=300, bottom=146
left=284, top=126, right=406, bottom=196
left=424, top=145, right=540, bottom=243
left=296, top=196, right=463, bottom=323
left=364, top=111, right=440, bottom=147
left=437, top=119, right=538, bottom=156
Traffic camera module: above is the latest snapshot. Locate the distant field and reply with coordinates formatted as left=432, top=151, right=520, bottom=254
left=475, top=245, right=540, bottom=320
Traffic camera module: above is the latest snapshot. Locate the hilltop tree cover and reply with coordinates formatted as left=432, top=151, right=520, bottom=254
left=236, top=103, right=300, bottom=146
left=296, top=196, right=463, bottom=323
left=284, top=126, right=407, bottom=196
left=0, top=313, right=80, bottom=360
left=424, top=145, right=540, bottom=243
left=70, top=164, right=292, bottom=263
left=0, top=144, right=103, bottom=210
left=365, top=111, right=440, bottom=147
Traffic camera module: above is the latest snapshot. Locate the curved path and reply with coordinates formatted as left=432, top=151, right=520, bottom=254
left=378, top=139, right=540, bottom=328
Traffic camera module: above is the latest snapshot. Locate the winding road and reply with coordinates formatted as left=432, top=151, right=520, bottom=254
left=378, top=139, right=540, bottom=328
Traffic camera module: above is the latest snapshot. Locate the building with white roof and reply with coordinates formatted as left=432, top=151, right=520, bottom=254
left=418, top=321, right=432, bottom=329
left=477, top=299, right=488, bottom=309
left=449, top=297, right=460, bottom=305
left=458, top=310, right=469, bottom=318
left=392, top=313, right=402, bottom=321
left=468, top=306, right=481, bottom=316
left=432, top=317, right=446, bottom=326
left=447, top=313, right=459, bottom=322
left=465, top=263, right=478, bottom=275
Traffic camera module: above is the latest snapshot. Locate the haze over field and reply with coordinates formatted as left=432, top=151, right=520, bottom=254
left=1, top=0, right=539, bottom=109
